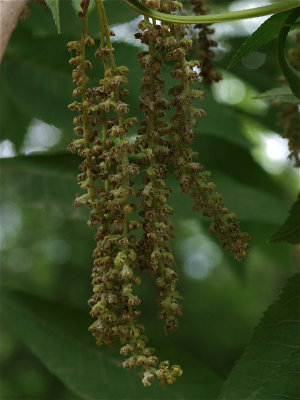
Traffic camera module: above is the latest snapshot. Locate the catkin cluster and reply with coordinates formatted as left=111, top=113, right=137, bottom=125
left=68, top=0, right=183, bottom=388
left=67, top=0, right=250, bottom=388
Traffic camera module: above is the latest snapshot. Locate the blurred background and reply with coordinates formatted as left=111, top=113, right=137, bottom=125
left=0, top=0, right=299, bottom=398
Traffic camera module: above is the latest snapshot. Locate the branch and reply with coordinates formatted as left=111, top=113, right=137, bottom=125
left=123, top=0, right=300, bottom=24
left=0, top=0, right=28, bottom=63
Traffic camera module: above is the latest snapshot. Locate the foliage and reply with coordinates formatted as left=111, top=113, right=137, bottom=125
left=0, top=0, right=299, bottom=399
left=219, top=272, right=300, bottom=399
left=228, top=10, right=296, bottom=69
left=45, top=0, right=61, bottom=33
left=270, top=193, right=300, bottom=244
left=1, top=287, right=222, bottom=399
left=256, top=86, right=300, bottom=105
left=277, top=7, right=300, bottom=99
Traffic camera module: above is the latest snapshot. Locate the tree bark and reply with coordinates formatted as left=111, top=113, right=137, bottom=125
left=0, top=0, right=28, bottom=62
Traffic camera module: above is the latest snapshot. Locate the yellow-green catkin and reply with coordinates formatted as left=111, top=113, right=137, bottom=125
left=67, top=0, right=98, bottom=217
left=161, top=0, right=250, bottom=260
left=135, top=0, right=183, bottom=337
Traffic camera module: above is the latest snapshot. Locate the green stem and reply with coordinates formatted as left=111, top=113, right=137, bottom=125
left=94, top=0, right=112, bottom=191
left=144, top=17, right=156, bottom=165
left=95, top=0, right=109, bottom=70
left=94, top=0, right=116, bottom=68
left=123, top=0, right=300, bottom=24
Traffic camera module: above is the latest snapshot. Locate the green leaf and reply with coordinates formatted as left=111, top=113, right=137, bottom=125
left=255, top=348, right=300, bottom=400
left=0, top=153, right=79, bottom=217
left=255, top=86, right=300, bottom=105
left=270, top=193, right=300, bottom=244
left=45, top=0, right=61, bottom=34
left=1, top=288, right=222, bottom=399
left=2, top=57, right=73, bottom=130
left=228, top=10, right=294, bottom=69
left=278, top=7, right=300, bottom=99
left=219, top=273, right=300, bottom=399
left=102, top=0, right=137, bottom=25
